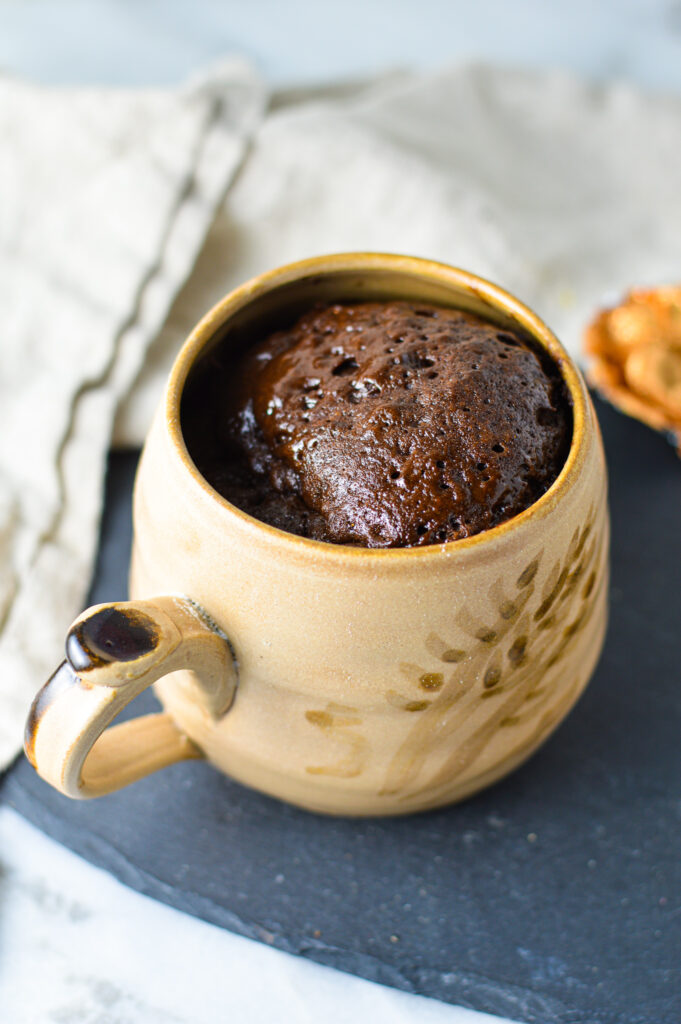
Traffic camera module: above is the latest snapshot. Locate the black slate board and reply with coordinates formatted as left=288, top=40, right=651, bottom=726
left=2, top=396, right=680, bottom=1024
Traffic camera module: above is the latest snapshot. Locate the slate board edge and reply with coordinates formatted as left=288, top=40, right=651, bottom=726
left=4, top=763, right=616, bottom=1024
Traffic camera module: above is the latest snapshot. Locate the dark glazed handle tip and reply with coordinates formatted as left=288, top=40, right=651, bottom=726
left=66, top=606, right=160, bottom=672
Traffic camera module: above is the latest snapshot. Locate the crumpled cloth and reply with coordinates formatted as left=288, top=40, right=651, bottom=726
left=0, top=58, right=267, bottom=766
left=2, top=61, right=680, bottom=769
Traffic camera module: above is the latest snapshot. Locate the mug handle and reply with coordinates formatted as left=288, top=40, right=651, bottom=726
left=24, top=596, right=237, bottom=799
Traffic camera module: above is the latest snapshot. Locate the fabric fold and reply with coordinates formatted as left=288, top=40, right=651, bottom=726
left=0, top=58, right=267, bottom=768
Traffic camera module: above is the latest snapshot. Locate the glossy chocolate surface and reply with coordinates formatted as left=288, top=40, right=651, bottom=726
left=183, top=302, right=571, bottom=547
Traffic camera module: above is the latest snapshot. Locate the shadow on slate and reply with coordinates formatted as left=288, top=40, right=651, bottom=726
left=2, top=396, right=680, bottom=1024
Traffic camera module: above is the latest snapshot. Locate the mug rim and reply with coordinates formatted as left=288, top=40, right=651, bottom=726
left=164, top=252, right=589, bottom=562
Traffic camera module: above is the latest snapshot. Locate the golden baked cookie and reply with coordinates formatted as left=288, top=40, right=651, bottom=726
left=584, top=286, right=681, bottom=454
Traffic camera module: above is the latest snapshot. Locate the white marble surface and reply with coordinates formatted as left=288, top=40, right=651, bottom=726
left=1, top=2, right=680, bottom=1022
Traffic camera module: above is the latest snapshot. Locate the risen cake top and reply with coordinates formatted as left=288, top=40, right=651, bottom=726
left=184, top=301, right=571, bottom=548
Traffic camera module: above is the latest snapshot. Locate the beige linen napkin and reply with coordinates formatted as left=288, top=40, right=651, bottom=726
left=0, top=59, right=267, bottom=767
left=3, top=62, right=681, bottom=771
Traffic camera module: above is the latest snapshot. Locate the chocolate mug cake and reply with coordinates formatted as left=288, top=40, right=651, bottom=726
left=183, top=301, right=571, bottom=547
left=24, top=253, right=606, bottom=813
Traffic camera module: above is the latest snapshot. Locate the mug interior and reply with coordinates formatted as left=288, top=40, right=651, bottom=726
left=171, top=254, right=586, bottom=555
left=181, top=263, right=553, bottom=374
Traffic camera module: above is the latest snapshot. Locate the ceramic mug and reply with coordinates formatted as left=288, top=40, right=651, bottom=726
left=24, top=253, right=609, bottom=816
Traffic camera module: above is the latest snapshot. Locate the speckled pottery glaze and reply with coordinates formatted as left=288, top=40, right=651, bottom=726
left=25, top=254, right=609, bottom=815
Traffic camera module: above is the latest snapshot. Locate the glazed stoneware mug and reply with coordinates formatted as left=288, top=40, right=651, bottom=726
left=25, top=253, right=609, bottom=815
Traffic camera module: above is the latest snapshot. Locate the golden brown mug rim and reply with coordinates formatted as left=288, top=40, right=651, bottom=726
left=164, top=252, right=589, bottom=562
